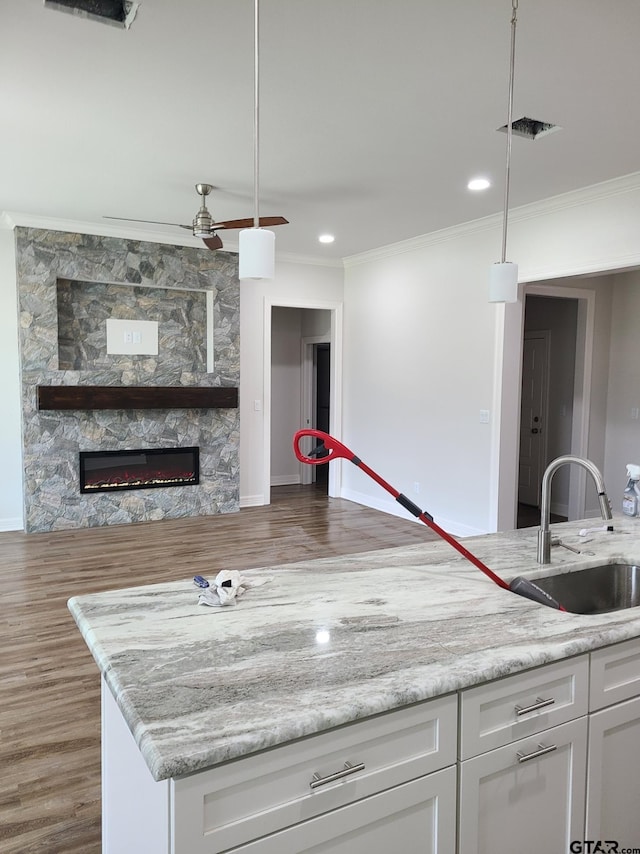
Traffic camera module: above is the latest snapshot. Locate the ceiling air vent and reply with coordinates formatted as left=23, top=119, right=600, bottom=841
left=44, top=0, right=139, bottom=29
left=497, top=117, right=561, bottom=140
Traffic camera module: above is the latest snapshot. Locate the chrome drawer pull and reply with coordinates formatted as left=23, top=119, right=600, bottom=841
left=310, top=761, right=366, bottom=789
left=514, top=696, right=555, bottom=716
left=516, top=743, right=558, bottom=764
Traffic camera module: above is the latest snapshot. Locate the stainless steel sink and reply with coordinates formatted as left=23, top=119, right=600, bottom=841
left=534, top=564, right=640, bottom=615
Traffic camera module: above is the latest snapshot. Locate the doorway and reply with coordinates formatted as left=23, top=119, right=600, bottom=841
left=516, top=290, right=585, bottom=528
left=264, top=299, right=343, bottom=506
left=313, top=343, right=330, bottom=491
left=518, top=329, right=551, bottom=509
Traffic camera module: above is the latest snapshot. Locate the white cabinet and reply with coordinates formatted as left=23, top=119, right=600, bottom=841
left=458, top=717, right=587, bottom=854
left=102, top=680, right=458, bottom=854
left=102, top=642, right=640, bottom=854
left=458, top=656, right=589, bottom=854
left=586, top=696, right=640, bottom=848
left=231, top=767, right=457, bottom=854
left=586, top=638, right=640, bottom=849
left=589, top=636, right=640, bottom=711
left=459, top=655, right=589, bottom=759
left=171, top=692, right=457, bottom=853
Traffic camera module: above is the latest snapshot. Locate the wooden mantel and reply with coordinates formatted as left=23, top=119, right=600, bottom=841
left=36, top=385, right=238, bottom=411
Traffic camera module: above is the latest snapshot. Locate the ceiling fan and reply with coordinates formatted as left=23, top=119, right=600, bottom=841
left=104, top=183, right=288, bottom=250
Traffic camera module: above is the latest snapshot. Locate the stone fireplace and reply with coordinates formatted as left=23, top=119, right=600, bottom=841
left=16, top=228, right=240, bottom=533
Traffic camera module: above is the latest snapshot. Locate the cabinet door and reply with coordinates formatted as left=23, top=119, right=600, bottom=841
left=586, top=695, right=640, bottom=848
left=231, top=766, right=456, bottom=854
left=459, top=717, right=587, bottom=854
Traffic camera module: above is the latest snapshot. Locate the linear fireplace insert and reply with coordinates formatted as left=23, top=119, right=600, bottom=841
left=79, top=447, right=199, bottom=493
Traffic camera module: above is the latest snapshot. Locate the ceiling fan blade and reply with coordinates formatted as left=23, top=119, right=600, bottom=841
left=104, top=216, right=191, bottom=230
left=202, top=234, right=223, bottom=250
left=212, top=215, right=289, bottom=231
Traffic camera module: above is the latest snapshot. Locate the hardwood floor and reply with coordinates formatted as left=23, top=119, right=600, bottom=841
left=0, top=485, right=437, bottom=854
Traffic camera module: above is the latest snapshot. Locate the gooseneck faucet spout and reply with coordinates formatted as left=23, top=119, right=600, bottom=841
left=537, top=455, right=612, bottom=564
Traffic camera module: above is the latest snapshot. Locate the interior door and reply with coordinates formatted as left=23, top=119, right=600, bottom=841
left=314, top=343, right=331, bottom=490
left=518, top=331, right=550, bottom=507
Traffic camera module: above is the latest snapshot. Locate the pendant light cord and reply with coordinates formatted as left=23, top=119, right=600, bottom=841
left=501, top=0, right=518, bottom=264
left=253, top=0, right=260, bottom=229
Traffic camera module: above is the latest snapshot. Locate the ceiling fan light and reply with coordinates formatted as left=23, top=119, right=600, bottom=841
left=239, top=228, right=275, bottom=280
left=489, top=261, right=519, bottom=303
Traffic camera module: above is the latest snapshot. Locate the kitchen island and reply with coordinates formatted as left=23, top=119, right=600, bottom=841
left=69, top=514, right=640, bottom=853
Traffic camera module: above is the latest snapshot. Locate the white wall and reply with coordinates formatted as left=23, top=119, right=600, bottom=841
left=343, top=174, right=640, bottom=535
left=604, top=270, right=640, bottom=499
left=302, top=309, right=331, bottom=339
left=0, top=226, right=23, bottom=530
left=239, top=260, right=343, bottom=507
left=343, top=227, right=499, bottom=535
left=270, top=307, right=303, bottom=485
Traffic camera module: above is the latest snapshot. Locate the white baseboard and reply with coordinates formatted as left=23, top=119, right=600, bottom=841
left=0, top=516, right=23, bottom=532
left=270, top=475, right=301, bottom=487
left=339, top=488, right=487, bottom=538
left=240, top=494, right=264, bottom=508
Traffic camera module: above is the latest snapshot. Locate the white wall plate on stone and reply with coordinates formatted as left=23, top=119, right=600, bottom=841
left=106, top=318, right=158, bottom=355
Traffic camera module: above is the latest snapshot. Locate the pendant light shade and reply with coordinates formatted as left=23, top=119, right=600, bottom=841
left=489, top=261, right=519, bottom=303
left=239, top=227, right=275, bottom=279
left=489, top=0, right=520, bottom=304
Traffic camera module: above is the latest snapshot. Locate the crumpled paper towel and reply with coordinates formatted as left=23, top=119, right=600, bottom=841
left=198, top=569, right=272, bottom=607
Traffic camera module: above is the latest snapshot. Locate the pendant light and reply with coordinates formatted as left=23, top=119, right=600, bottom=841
left=489, top=0, right=519, bottom=303
left=239, top=0, right=275, bottom=280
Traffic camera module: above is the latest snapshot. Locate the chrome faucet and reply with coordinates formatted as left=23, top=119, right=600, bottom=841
left=537, top=455, right=612, bottom=564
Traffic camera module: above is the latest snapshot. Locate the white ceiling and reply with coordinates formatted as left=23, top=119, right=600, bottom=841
left=2, top=0, right=640, bottom=261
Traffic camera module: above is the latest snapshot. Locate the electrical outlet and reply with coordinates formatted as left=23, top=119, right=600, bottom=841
left=414, top=481, right=420, bottom=494
left=479, top=409, right=490, bottom=424
left=632, top=408, right=639, bottom=421
left=123, top=330, right=133, bottom=344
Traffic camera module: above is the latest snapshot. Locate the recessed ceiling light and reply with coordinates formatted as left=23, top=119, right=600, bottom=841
left=318, top=234, right=335, bottom=244
left=468, top=178, right=491, bottom=191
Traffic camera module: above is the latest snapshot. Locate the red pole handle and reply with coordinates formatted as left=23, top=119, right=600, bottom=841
left=293, top=429, right=511, bottom=592
left=293, top=429, right=357, bottom=465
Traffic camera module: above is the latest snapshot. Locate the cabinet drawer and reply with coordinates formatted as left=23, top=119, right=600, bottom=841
left=590, top=637, right=640, bottom=711
left=231, top=766, right=457, bottom=854
left=172, top=693, right=457, bottom=854
left=460, top=656, right=588, bottom=759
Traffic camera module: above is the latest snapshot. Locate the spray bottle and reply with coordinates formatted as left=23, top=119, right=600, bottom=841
left=622, top=464, right=640, bottom=517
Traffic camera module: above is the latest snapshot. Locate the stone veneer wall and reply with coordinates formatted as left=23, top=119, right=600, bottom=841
left=56, top=278, right=208, bottom=372
left=16, top=228, right=240, bottom=533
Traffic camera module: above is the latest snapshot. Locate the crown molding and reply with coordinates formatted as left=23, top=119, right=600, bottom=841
left=1, top=211, right=205, bottom=247
left=0, top=211, right=343, bottom=269
left=343, top=170, right=640, bottom=268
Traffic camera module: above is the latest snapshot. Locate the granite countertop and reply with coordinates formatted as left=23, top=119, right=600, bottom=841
left=68, top=514, right=640, bottom=782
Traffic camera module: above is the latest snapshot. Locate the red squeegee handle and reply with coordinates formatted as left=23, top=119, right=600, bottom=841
left=293, top=429, right=510, bottom=591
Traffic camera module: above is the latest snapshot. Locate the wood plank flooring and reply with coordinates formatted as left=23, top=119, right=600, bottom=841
left=0, top=485, right=436, bottom=854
